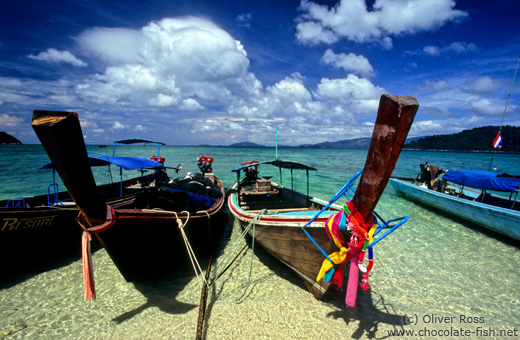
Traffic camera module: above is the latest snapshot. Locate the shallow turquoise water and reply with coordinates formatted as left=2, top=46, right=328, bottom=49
left=1, top=145, right=519, bottom=339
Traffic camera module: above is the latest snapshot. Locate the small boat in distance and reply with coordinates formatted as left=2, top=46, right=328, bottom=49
left=229, top=94, right=418, bottom=303
left=391, top=168, right=520, bottom=241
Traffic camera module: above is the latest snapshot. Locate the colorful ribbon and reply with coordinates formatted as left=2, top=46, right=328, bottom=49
left=317, top=200, right=375, bottom=308
left=76, top=206, right=117, bottom=301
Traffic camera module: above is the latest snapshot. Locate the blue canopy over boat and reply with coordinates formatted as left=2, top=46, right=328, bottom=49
left=41, top=156, right=163, bottom=170
left=87, top=156, right=163, bottom=170
left=444, top=170, right=520, bottom=192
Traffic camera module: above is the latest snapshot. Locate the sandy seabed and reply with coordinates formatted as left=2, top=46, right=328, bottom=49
left=1, top=214, right=519, bottom=340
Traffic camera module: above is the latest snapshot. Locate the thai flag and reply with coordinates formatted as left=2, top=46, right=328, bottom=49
left=492, top=132, right=503, bottom=149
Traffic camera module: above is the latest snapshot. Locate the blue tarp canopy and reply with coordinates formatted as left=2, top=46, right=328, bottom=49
left=444, top=170, right=520, bottom=192
left=41, top=156, right=163, bottom=170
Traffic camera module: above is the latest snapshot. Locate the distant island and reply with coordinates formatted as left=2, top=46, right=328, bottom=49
left=0, top=131, right=22, bottom=144
left=404, top=125, right=519, bottom=152
left=230, top=125, right=519, bottom=152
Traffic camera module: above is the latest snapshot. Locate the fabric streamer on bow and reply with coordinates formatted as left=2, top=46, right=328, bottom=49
left=317, top=200, right=374, bottom=308
left=76, top=206, right=117, bottom=301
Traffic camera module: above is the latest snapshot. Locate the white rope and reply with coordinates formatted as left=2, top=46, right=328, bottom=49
left=142, top=209, right=207, bottom=287
left=206, top=209, right=268, bottom=296
left=174, top=211, right=208, bottom=288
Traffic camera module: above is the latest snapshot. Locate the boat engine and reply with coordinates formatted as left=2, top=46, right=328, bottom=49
left=198, top=156, right=213, bottom=174
left=242, top=160, right=259, bottom=181
left=150, top=156, right=165, bottom=163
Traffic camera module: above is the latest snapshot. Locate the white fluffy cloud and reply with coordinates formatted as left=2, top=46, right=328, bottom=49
left=75, top=17, right=260, bottom=109
left=422, top=41, right=477, bottom=56
left=28, top=48, right=87, bottom=67
left=296, top=0, right=468, bottom=46
left=466, top=77, right=500, bottom=94
left=321, top=49, right=374, bottom=77
left=0, top=113, right=23, bottom=127
left=315, top=74, right=385, bottom=114
left=3, top=12, right=501, bottom=146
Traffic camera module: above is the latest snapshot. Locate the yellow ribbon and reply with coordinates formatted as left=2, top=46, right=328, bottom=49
left=317, top=213, right=350, bottom=282
left=317, top=246, right=349, bottom=281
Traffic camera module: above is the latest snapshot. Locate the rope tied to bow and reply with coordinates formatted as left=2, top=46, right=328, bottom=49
left=76, top=205, right=117, bottom=301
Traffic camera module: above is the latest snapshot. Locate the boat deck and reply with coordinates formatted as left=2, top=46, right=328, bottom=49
left=237, top=184, right=333, bottom=215
left=239, top=193, right=307, bottom=210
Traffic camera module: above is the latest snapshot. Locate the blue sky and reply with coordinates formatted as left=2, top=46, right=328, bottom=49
left=1, top=0, right=519, bottom=145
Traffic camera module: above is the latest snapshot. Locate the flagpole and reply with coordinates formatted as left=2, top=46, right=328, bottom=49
left=488, top=56, right=520, bottom=171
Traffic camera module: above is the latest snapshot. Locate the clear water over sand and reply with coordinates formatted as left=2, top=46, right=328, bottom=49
left=1, top=145, right=519, bottom=339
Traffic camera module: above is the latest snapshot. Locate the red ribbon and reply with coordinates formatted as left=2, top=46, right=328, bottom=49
left=76, top=206, right=117, bottom=301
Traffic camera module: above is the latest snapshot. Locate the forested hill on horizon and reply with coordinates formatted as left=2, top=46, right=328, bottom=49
left=404, top=125, right=520, bottom=152
left=231, top=125, right=520, bottom=152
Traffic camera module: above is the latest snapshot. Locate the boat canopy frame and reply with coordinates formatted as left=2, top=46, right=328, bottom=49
left=111, top=138, right=166, bottom=157
left=443, top=170, right=520, bottom=209
left=301, top=169, right=409, bottom=267
left=232, top=159, right=317, bottom=197
left=39, top=138, right=166, bottom=202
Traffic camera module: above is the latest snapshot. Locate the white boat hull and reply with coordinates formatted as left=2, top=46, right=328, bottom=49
left=390, top=178, right=520, bottom=241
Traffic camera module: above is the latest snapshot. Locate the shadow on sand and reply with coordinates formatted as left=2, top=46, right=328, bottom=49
left=112, top=208, right=231, bottom=324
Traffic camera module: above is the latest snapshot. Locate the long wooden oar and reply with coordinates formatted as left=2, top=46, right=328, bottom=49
left=346, top=94, right=418, bottom=307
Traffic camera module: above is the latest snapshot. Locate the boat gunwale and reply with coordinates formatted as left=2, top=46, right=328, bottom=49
left=390, top=178, right=520, bottom=216
left=113, top=177, right=226, bottom=219
left=228, top=183, right=340, bottom=226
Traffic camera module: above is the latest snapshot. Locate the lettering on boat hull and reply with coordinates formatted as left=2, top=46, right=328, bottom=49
left=1, top=215, right=58, bottom=232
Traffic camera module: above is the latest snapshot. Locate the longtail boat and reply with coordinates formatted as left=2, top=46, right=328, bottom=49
left=32, top=110, right=225, bottom=299
left=229, top=94, right=418, bottom=305
left=0, top=137, right=169, bottom=279
left=391, top=166, right=520, bottom=241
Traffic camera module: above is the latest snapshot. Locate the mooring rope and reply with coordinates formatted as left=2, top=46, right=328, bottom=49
left=206, top=209, right=267, bottom=301
left=174, top=211, right=208, bottom=287
left=234, top=212, right=257, bottom=303
left=143, top=208, right=209, bottom=287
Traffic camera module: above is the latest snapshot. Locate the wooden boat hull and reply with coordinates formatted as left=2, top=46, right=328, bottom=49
left=94, top=177, right=226, bottom=281
left=0, top=173, right=165, bottom=277
left=228, top=182, right=341, bottom=299
left=390, top=178, right=520, bottom=241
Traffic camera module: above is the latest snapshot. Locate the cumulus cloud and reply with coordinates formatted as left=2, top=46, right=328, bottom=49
left=469, top=98, right=503, bottom=116
left=418, top=80, right=452, bottom=92
left=111, top=121, right=129, bottom=130
left=296, top=0, right=468, bottom=46
left=315, top=74, right=385, bottom=113
left=75, top=17, right=259, bottom=110
left=2, top=15, right=463, bottom=145
left=422, top=41, right=477, bottom=56
left=28, top=48, right=87, bottom=67
left=0, top=113, right=23, bottom=127
left=466, top=76, right=500, bottom=94
left=321, top=49, right=374, bottom=77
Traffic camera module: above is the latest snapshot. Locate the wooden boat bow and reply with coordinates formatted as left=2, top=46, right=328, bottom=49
left=32, top=110, right=109, bottom=227
left=352, top=94, right=418, bottom=224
